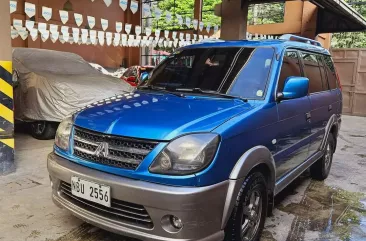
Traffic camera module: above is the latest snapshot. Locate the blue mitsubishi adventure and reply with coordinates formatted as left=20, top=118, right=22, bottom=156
left=48, top=35, right=342, bottom=241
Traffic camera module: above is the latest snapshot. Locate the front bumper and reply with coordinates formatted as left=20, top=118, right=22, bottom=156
left=47, top=153, right=227, bottom=241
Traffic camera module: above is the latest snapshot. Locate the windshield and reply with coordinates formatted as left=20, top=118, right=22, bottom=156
left=142, top=47, right=275, bottom=99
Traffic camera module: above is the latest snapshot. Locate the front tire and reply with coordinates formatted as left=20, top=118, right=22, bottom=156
left=29, top=121, right=57, bottom=140
left=225, top=172, right=268, bottom=241
left=310, top=132, right=335, bottom=180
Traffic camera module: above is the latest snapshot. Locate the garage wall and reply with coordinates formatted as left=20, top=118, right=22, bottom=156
left=11, top=0, right=141, bottom=68
left=331, top=48, right=366, bottom=116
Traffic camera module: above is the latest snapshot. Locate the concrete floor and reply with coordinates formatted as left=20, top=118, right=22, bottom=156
left=0, top=115, right=365, bottom=241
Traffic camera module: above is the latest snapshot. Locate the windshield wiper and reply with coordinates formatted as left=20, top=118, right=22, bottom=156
left=137, top=85, right=185, bottom=97
left=175, top=88, right=248, bottom=102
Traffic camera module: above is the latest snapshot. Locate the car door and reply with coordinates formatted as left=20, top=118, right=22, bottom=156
left=300, top=52, right=333, bottom=155
left=274, top=50, right=312, bottom=179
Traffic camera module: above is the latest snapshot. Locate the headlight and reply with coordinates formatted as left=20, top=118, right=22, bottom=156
left=55, top=116, right=73, bottom=151
left=149, top=133, right=220, bottom=175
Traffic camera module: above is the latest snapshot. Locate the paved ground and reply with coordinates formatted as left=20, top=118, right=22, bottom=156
left=0, top=115, right=365, bottom=241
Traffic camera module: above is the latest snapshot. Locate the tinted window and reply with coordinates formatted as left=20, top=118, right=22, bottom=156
left=277, top=51, right=302, bottom=92
left=301, top=52, right=324, bottom=93
left=145, top=47, right=274, bottom=99
left=317, top=55, right=329, bottom=90
left=323, top=55, right=338, bottom=89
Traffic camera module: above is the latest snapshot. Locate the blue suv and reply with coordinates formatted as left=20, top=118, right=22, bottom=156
left=48, top=35, right=342, bottom=241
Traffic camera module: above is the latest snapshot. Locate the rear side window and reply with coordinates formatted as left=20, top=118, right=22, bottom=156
left=300, top=52, right=325, bottom=93
left=277, top=51, right=302, bottom=92
left=323, top=55, right=338, bottom=89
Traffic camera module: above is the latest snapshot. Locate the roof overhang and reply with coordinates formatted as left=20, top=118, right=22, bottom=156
left=313, top=0, right=366, bottom=33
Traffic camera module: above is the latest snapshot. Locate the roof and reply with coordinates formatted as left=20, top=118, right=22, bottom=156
left=313, top=0, right=366, bottom=33
left=181, top=39, right=331, bottom=55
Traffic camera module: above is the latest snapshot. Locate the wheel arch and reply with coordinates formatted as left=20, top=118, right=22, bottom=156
left=221, top=145, right=276, bottom=229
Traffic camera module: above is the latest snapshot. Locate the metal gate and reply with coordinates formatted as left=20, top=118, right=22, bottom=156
left=331, top=49, right=366, bottom=116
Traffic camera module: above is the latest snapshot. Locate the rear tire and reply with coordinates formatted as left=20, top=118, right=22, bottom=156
left=225, top=172, right=268, bottom=241
left=29, top=121, right=57, bottom=140
left=310, top=132, right=335, bottom=180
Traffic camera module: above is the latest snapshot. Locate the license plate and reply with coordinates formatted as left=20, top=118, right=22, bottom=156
left=71, top=176, right=111, bottom=207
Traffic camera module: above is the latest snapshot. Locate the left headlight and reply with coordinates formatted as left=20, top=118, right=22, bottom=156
left=55, top=116, right=73, bottom=151
left=149, top=133, right=220, bottom=175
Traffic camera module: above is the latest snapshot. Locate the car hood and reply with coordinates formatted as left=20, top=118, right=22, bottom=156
left=73, top=91, right=257, bottom=140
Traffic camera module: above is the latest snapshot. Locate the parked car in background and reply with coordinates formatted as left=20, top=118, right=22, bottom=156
left=48, top=35, right=342, bottom=241
left=121, top=65, right=155, bottom=86
left=13, top=48, right=133, bottom=140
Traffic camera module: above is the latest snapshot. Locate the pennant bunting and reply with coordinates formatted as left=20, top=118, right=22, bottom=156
left=142, top=4, right=151, bottom=17
left=166, top=11, right=172, bottom=22
left=101, top=18, right=108, bottom=31
left=49, top=24, right=58, bottom=34
left=125, top=24, right=131, bottom=34
left=42, top=7, right=52, bottom=21
left=199, top=21, right=204, bottom=31
left=87, top=16, right=95, bottom=29
left=13, top=19, right=22, bottom=31
left=130, top=0, right=138, bottom=14
left=119, top=0, right=128, bottom=11
left=59, top=10, right=69, bottom=24
left=116, top=22, right=123, bottom=33
left=135, top=25, right=141, bottom=36
left=10, top=1, right=17, bottom=14
left=25, top=2, right=36, bottom=18
left=74, top=13, right=83, bottom=27
left=103, top=0, right=112, bottom=7
left=192, top=19, right=198, bottom=30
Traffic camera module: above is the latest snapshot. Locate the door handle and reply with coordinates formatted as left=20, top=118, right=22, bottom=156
left=328, top=105, right=333, bottom=111
left=305, top=112, right=311, bottom=121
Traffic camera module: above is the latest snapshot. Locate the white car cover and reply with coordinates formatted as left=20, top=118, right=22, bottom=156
left=13, top=48, right=133, bottom=122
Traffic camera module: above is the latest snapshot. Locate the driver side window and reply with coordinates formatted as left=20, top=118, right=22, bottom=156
left=278, top=51, right=302, bottom=93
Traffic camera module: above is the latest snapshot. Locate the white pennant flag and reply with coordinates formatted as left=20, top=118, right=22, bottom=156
left=103, top=0, right=112, bottom=7
left=38, top=22, right=47, bottom=34
left=59, top=35, right=65, bottom=44
left=51, top=32, right=59, bottom=43
left=154, top=7, right=162, bottom=19
left=199, top=21, right=204, bottom=31
left=49, top=24, right=58, bottom=34
left=90, top=30, right=96, bottom=45
left=185, top=17, right=191, bottom=28
left=173, top=39, right=178, bottom=47
left=10, top=1, right=17, bottom=14
left=142, top=4, right=151, bottom=17
left=186, top=33, right=191, bottom=41
left=106, top=32, right=112, bottom=46
left=130, top=0, right=138, bottom=14
left=176, top=14, right=183, bottom=25
left=206, top=23, right=211, bottom=33
left=81, top=29, right=88, bottom=44
left=163, top=40, right=168, bottom=48
left=59, top=10, right=69, bottom=24
left=30, top=28, right=38, bottom=41
left=145, top=27, right=151, bottom=37
left=41, top=30, right=50, bottom=42
left=87, top=16, right=95, bottom=29
left=101, top=19, right=108, bottom=31
left=61, top=26, right=69, bottom=34
left=125, top=24, right=131, bottom=34
left=192, top=19, right=198, bottom=30
left=121, top=34, right=127, bottom=46
left=166, top=11, right=172, bottom=23
left=172, top=31, right=177, bottom=39
left=74, top=13, right=83, bottom=27
left=179, top=32, right=184, bottom=40
left=168, top=40, right=173, bottom=48
left=13, top=19, right=22, bottom=31
left=72, top=28, right=80, bottom=43
left=25, top=2, right=36, bottom=18
left=193, top=34, right=197, bottom=40
left=113, top=33, right=121, bottom=46
left=164, top=30, right=169, bottom=39
left=62, top=32, right=69, bottom=42
left=18, top=28, right=28, bottom=40
left=42, top=7, right=52, bottom=21
left=135, top=25, right=141, bottom=36
left=98, top=31, right=105, bottom=46
left=116, top=22, right=123, bottom=33
left=214, top=25, right=219, bottom=33
left=11, top=28, right=19, bottom=39
left=119, top=0, right=128, bottom=11
left=25, top=20, right=35, bottom=31
left=155, top=29, right=161, bottom=37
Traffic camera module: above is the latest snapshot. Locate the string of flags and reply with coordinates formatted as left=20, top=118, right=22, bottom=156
left=10, top=1, right=220, bottom=34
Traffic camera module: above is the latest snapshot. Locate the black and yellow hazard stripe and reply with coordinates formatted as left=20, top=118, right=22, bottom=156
left=0, top=61, right=15, bottom=174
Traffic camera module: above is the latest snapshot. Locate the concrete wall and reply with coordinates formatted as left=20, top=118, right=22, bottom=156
left=11, top=0, right=141, bottom=68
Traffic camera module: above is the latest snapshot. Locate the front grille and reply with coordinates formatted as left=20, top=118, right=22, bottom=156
left=73, top=127, right=158, bottom=170
left=59, top=181, right=154, bottom=229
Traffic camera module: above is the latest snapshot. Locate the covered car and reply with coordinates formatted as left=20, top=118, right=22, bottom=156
left=13, top=48, right=133, bottom=139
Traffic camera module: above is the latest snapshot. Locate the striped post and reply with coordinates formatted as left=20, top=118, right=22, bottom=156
left=0, top=61, right=15, bottom=175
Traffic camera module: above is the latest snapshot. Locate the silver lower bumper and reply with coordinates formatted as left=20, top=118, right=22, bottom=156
left=47, top=153, right=227, bottom=241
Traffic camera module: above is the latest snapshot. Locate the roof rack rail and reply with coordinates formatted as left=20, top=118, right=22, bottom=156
left=200, top=38, right=225, bottom=43
left=279, top=34, right=322, bottom=47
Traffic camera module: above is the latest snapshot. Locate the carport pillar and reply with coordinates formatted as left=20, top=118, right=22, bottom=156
left=0, top=0, right=15, bottom=175
left=214, top=0, right=249, bottom=40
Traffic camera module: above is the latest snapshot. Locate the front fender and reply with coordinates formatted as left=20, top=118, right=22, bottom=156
left=221, top=146, right=276, bottom=229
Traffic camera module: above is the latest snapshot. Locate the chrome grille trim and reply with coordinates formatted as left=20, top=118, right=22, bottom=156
left=59, top=181, right=154, bottom=228
left=73, top=127, right=158, bottom=170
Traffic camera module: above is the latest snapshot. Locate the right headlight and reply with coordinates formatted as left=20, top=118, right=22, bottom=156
left=149, top=133, right=220, bottom=175
left=55, top=116, right=73, bottom=151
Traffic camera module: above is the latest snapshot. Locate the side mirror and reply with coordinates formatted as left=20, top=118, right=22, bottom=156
left=140, top=72, right=149, bottom=82
left=278, top=77, right=309, bottom=101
